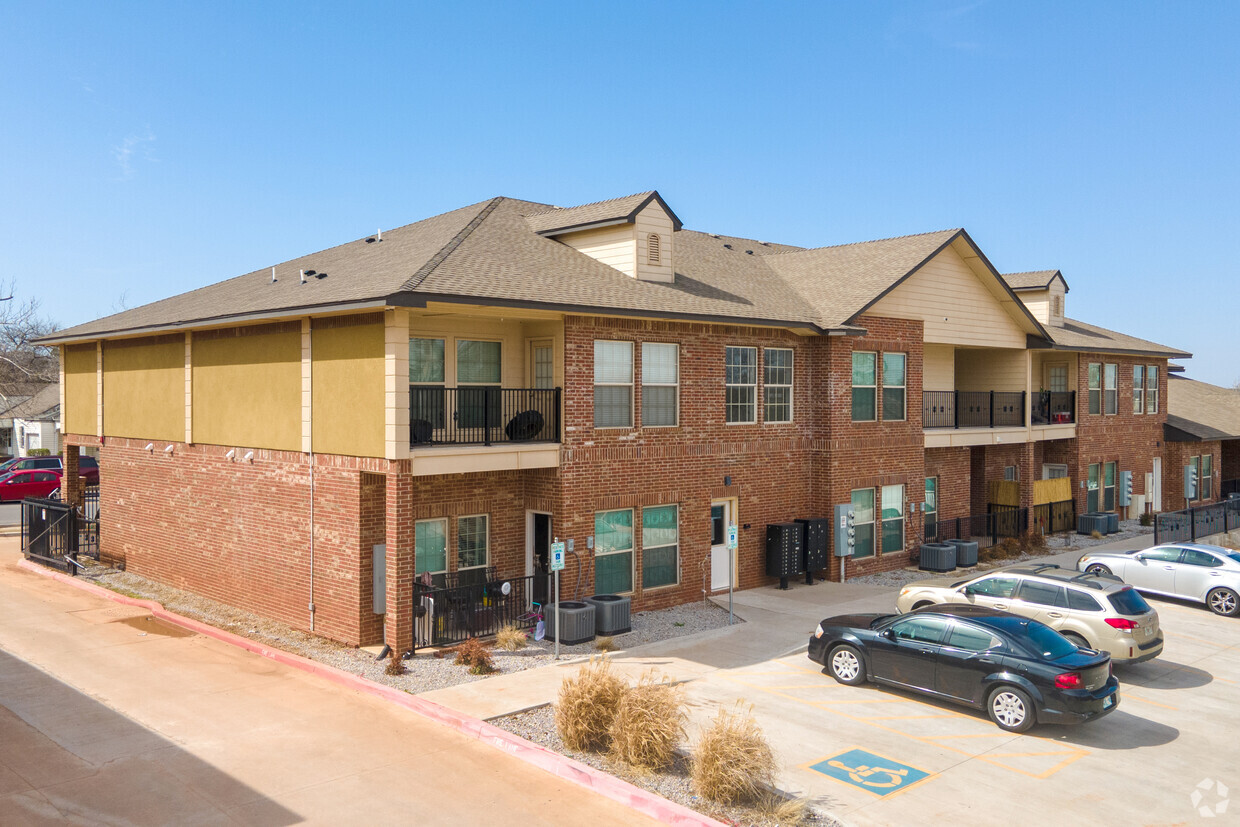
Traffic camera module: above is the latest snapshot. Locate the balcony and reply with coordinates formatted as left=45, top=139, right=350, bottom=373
left=922, top=389, right=1076, bottom=448
left=410, top=387, right=561, bottom=447
left=1031, top=391, right=1076, bottom=426
left=923, top=391, right=1025, bottom=429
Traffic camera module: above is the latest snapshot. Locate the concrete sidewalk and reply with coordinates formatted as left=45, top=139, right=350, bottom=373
left=0, top=539, right=664, bottom=826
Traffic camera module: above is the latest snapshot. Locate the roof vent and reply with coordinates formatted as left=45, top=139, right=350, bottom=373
left=300, top=269, right=307, bottom=284
left=723, top=243, right=732, bottom=250
left=270, top=267, right=277, bottom=283
left=745, top=250, right=753, bottom=255
left=647, top=233, right=661, bottom=265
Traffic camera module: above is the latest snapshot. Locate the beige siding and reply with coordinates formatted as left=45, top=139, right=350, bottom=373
left=870, top=246, right=1028, bottom=348
left=558, top=224, right=636, bottom=276
left=1033, top=351, right=1078, bottom=392
left=1048, top=281, right=1066, bottom=327
left=955, top=348, right=1026, bottom=392
left=923, top=344, right=955, bottom=391
left=634, top=202, right=675, bottom=283
left=1022, top=289, right=1051, bottom=325
left=408, top=314, right=562, bottom=387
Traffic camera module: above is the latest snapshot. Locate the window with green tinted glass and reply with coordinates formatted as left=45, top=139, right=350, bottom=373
left=881, top=484, right=904, bottom=553
left=1087, top=463, right=1100, bottom=513
left=1202, top=454, right=1213, bottom=500
left=852, top=352, right=876, bottom=421
left=594, top=509, right=634, bottom=593
left=924, top=478, right=938, bottom=540
left=1088, top=363, right=1101, bottom=415
left=409, top=339, right=446, bottom=431
left=1104, top=462, right=1116, bottom=511
left=415, top=519, right=447, bottom=577
left=1104, top=363, right=1118, bottom=415
left=641, top=505, right=678, bottom=589
left=882, top=353, right=906, bottom=421
left=457, top=341, right=501, bottom=429
left=851, top=488, right=875, bottom=558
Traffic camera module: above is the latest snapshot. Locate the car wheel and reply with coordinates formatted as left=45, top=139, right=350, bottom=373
left=912, top=600, right=935, bottom=610
left=827, top=645, right=866, bottom=686
left=1061, top=632, right=1090, bottom=649
left=1085, top=564, right=1112, bottom=576
left=1206, top=587, right=1240, bottom=617
left=987, top=686, right=1036, bottom=733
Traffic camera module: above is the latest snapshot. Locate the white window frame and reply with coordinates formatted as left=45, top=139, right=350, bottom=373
left=594, top=508, right=635, bottom=594
left=641, top=504, right=679, bottom=590
left=1003, top=465, right=1018, bottom=482
left=641, top=342, right=679, bottom=427
left=851, top=488, right=876, bottom=559
left=852, top=351, right=877, bottom=422
left=1104, top=363, right=1118, bottom=415
left=881, top=352, right=907, bottom=422
left=725, top=346, right=757, bottom=425
left=1146, top=365, right=1159, bottom=414
left=1088, top=362, right=1101, bottom=415
left=457, top=514, right=490, bottom=571
left=1042, top=463, right=1069, bottom=480
left=1133, top=365, right=1145, bottom=415
left=1202, top=454, right=1213, bottom=500
left=763, top=347, right=793, bottom=424
left=455, top=339, right=502, bottom=431
left=594, top=340, right=634, bottom=429
left=880, top=484, right=905, bottom=555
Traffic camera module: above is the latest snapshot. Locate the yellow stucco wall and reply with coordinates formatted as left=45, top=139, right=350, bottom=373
left=63, top=343, right=98, bottom=435
left=102, top=336, right=185, bottom=441
left=312, top=316, right=384, bottom=457
left=192, top=324, right=302, bottom=450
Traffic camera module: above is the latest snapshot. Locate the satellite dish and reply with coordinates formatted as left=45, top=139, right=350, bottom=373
left=501, top=581, right=512, bottom=596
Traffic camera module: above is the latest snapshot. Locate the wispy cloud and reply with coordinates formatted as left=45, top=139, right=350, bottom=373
left=113, top=127, right=157, bottom=179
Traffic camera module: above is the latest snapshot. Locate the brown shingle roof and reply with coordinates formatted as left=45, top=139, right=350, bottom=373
left=1045, top=317, right=1190, bottom=358
left=1004, top=270, right=1067, bottom=291
left=524, top=191, right=683, bottom=236
left=1166, top=376, right=1240, bottom=440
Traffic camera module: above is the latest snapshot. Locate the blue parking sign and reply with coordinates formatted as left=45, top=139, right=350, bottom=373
left=809, top=748, right=930, bottom=797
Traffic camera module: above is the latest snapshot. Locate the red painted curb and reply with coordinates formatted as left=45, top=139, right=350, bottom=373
left=17, top=559, right=724, bottom=827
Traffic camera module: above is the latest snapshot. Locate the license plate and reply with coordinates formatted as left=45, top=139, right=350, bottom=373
left=1103, top=694, right=1116, bottom=709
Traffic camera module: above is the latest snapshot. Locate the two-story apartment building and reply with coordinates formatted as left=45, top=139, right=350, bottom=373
left=43, top=191, right=1190, bottom=651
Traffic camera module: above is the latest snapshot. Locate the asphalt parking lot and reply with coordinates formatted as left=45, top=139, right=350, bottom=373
left=684, top=590, right=1240, bottom=825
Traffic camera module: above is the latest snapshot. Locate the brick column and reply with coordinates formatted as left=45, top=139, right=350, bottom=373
left=62, top=444, right=84, bottom=510
left=384, top=469, right=414, bottom=653
left=1018, top=442, right=1037, bottom=509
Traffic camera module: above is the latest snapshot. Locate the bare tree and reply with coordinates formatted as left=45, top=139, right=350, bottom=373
left=0, top=283, right=60, bottom=406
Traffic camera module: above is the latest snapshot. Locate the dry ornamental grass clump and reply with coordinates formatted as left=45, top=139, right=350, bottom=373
left=609, top=670, right=686, bottom=772
left=556, top=656, right=627, bottom=752
left=454, top=637, right=496, bottom=674
left=691, top=702, right=775, bottom=805
left=1091, top=529, right=1104, bottom=540
left=594, top=635, right=615, bottom=653
left=495, top=625, right=527, bottom=652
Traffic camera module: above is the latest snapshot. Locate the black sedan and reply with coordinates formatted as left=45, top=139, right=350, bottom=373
left=807, top=604, right=1119, bottom=732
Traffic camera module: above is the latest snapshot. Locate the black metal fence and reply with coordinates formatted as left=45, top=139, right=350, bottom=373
left=22, top=497, right=80, bottom=574
left=1156, top=500, right=1240, bottom=543
left=925, top=504, right=1029, bottom=549
left=922, top=390, right=1026, bottom=429
left=410, top=387, right=561, bottom=447
left=79, top=486, right=99, bottom=560
left=411, top=572, right=552, bottom=652
left=1031, top=391, right=1076, bottom=425
left=1031, top=499, right=1077, bottom=535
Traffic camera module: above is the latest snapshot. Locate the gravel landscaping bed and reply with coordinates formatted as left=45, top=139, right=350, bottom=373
left=849, top=520, right=1155, bottom=590
left=494, top=705, right=837, bottom=827
left=75, top=559, right=735, bottom=693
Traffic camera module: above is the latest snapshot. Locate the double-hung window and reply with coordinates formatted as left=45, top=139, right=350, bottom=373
left=595, top=509, right=634, bottom=593
left=1133, top=365, right=1145, bottom=414
left=1189, top=455, right=1200, bottom=500
left=1202, top=454, right=1213, bottom=500
left=882, top=353, right=906, bottom=421
left=457, top=515, right=489, bottom=571
left=1146, top=366, right=1159, bottom=413
left=764, top=348, right=793, bottom=423
left=1088, top=363, right=1102, bottom=415
left=851, top=488, right=875, bottom=559
left=852, top=352, right=877, bottom=421
left=594, top=341, right=634, bottom=428
left=641, top=343, right=678, bottom=427
left=641, top=505, right=678, bottom=589
left=409, top=338, right=446, bottom=434
left=414, top=518, right=448, bottom=586
left=881, top=484, right=904, bottom=554
left=1087, top=463, right=1100, bottom=513
left=1104, top=363, right=1118, bottom=415
left=457, top=340, right=502, bottom=430
left=725, top=346, right=757, bottom=424
left=924, top=478, right=938, bottom=539
left=1103, top=462, right=1116, bottom=511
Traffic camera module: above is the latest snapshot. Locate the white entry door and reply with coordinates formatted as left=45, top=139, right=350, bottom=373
left=1151, top=458, right=1162, bottom=513
left=710, top=500, right=734, bottom=592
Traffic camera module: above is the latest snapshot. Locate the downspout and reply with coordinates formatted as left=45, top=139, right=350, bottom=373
left=308, top=320, right=316, bottom=632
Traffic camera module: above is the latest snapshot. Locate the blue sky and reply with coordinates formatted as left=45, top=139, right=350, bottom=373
left=2, top=2, right=1236, bottom=385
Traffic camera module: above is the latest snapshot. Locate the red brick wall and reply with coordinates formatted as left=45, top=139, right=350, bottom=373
left=925, top=447, right=970, bottom=523
left=1224, top=441, right=1240, bottom=488
left=1164, top=440, right=1223, bottom=508
left=1072, top=354, right=1168, bottom=515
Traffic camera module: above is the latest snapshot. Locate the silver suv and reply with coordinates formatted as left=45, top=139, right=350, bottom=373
left=896, top=564, right=1163, bottom=664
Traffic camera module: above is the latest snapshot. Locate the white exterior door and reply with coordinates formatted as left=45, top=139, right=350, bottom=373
left=1151, top=458, right=1162, bottom=512
left=710, top=500, right=734, bottom=592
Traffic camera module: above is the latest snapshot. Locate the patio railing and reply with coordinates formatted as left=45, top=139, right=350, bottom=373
left=410, top=387, right=561, bottom=447
left=1155, top=499, right=1240, bottom=543
left=923, top=390, right=1026, bottom=429
left=411, top=572, right=552, bottom=653
left=1031, top=391, right=1076, bottom=425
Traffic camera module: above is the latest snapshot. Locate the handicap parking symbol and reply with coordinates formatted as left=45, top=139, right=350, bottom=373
left=809, top=748, right=930, bottom=797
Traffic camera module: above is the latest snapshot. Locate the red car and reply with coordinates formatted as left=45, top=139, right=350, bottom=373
left=0, top=469, right=63, bottom=501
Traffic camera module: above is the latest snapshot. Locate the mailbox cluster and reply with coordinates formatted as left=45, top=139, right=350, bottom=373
left=765, top=517, right=832, bottom=589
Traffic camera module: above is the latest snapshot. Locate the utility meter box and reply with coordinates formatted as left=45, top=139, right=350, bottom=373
left=834, top=504, right=855, bottom=557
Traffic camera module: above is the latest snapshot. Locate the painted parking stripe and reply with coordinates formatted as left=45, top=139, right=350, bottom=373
left=807, top=747, right=933, bottom=798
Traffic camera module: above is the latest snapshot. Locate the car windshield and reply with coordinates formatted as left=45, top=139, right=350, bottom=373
left=1024, top=621, right=1077, bottom=659
left=1224, top=551, right=1240, bottom=566
left=1108, top=587, right=1152, bottom=615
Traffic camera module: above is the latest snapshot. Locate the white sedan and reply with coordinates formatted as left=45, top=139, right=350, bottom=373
left=1076, top=543, right=1240, bottom=617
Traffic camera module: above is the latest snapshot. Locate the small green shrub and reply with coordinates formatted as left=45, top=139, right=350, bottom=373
left=28, top=448, right=51, bottom=457
left=1139, top=512, right=1153, bottom=527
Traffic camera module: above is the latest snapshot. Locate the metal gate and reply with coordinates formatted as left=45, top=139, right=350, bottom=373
left=22, top=497, right=81, bottom=574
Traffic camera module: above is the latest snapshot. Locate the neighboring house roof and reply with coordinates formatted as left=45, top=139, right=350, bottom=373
left=1004, top=269, right=1069, bottom=292
left=525, top=191, right=684, bottom=236
left=33, top=191, right=1178, bottom=355
left=1040, top=317, right=1190, bottom=359
left=1165, top=375, right=1240, bottom=441
left=0, top=385, right=60, bottom=422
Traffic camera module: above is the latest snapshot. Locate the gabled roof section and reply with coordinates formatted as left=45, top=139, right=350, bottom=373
left=525, top=191, right=683, bottom=236
left=1165, top=375, right=1240, bottom=441
left=0, top=384, right=60, bottom=421
left=1005, top=269, right=1069, bottom=292
left=1041, top=317, right=1191, bottom=359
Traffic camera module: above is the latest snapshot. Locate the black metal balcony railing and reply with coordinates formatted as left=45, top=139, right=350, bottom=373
left=922, top=390, right=1026, bottom=429
left=410, top=387, right=561, bottom=447
left=1031, top=391, right=1077, bottom=426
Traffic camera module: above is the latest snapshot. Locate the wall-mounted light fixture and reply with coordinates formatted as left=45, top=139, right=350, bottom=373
left=243, top=451, right=255, bottom=463
left=225, top=449, right=235, bottom=461
left=163, top=445, right=174, bottom=455
left=144, top=443, right=154, bottom=453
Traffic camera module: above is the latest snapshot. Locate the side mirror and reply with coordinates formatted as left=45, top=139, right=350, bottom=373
left=962, top=585, right=977, bottom=596
left=881, top=629, right=896, bottom=640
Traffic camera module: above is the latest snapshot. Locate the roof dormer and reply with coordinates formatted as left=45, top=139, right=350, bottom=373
left=1004, top=270, right=1069, bottom=328
left=527, top=191, right=682, bottom=283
